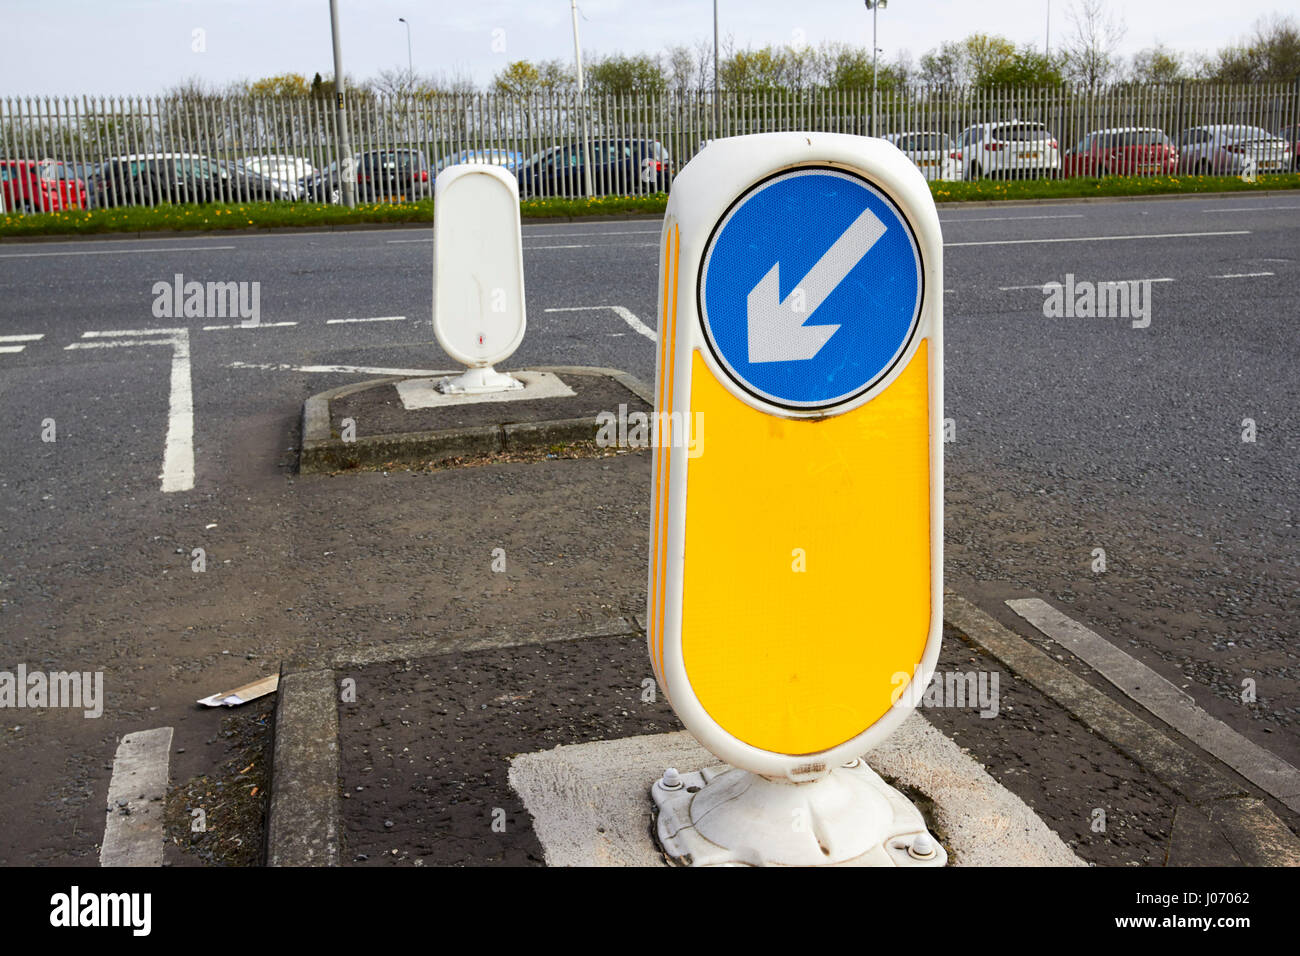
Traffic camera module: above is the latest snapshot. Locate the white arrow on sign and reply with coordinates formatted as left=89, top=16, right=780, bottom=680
left=746, top=207, right=887, bottom=364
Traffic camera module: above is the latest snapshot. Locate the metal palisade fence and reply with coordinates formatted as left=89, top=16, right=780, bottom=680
left=2, top=82, right=1298, bottom=211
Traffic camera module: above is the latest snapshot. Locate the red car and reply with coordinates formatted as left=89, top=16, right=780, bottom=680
left=1061, top=127, right=1179, bottom=177
left=0, top=160, right=88, bottom=213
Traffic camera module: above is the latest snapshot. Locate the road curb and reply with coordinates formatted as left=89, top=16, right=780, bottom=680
left=266, top=666, right=340, bottom=867
left=298, top=366, right=654, bottom=474
left=943, top=590, right=1300, bottom=865
left=264, top=594, right=1300, bottom=867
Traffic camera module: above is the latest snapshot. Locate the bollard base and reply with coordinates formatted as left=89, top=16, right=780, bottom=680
left=651, top=758, right=947, bottom=867
left=434, top=365, right=524, bottom=395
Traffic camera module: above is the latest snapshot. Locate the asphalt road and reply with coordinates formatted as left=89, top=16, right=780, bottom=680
left=0, top=192, right=1296, bottom=864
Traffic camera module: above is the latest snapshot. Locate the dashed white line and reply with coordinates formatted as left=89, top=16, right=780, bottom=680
left=545, top=305, right=657, bottom=342
left=202, top=321, right=298, bottom=331
left=0, top=334, right=44, bottom=342
left=101, top=727, right=173, bottom=867
left=0, top=346, right=25, bottom=354
left=528, top=242, right=659, bottom=250
left=1209, top=272, right=1274, bottom=279
left=1203, top=205, right=1300, bottom=212
left=388, top=230, right=660, bottom=244
left=525, top=230, right=662, bottom=238
left=0, top=245, right=235, bottom=259
left=940, top=213, right=1085, bottom=223
left=326, top=315, right=407, bottom=324
left=999, top=277, right=1174, bottom=291
left=947, top=230, right=1249, bottom=248
left=80, top=327, right=184, bottom=337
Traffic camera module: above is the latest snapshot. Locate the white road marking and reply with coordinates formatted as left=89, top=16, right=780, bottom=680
left=999, top=277, right=1174, bottom=291
left=81, top=327, right=184, bottom=337
left=162, top=332, right=195, bottom=493
left=0, top=334, right=43, bottom=342
left=202, top=321, right=298, bottom=330
left=228, top=360, right=455, bottom=375
left=544, top=305, right=657, bottom=342
left=0, top=245, right=235, bottom=259
left=67, top=330, right=194, bottom=493
left=947, top=230, right=1249, bottom=248
left=525, top=230, right=662, bottom=238
left=389, top=230, right=660, bottom=243
left=1209, top=272, right=1274, bottom=279
left=101, top=727, right=173, bottom=867
left=940, top=213, right=1085, bottom=223
left=1006, top=598, right=1300, bottom=813
left=0, top=346, right=25, bottom=353
left=528, top=242, right=658, bottom=250
left=1203, top=205, right=1300, bottom=212
left=326, top=315, right=407, bottom=323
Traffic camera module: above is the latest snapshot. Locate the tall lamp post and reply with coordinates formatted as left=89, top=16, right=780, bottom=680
left=330, top=0, right=355, bottom=207
left=570, top=0, right=594, bottom=197
left=398, top=17, right=413, bottom=83
left=713, top=0, right=720, bottom=135
left=865, top=0, right=887, bottom=138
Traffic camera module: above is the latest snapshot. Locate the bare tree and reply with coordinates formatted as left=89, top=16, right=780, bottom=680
left=1060, top=0, right=1127, bottom=90
left=372, top=68, right=417, bottom=97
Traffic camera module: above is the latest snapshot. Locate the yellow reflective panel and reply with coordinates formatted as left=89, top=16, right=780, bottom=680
left=681, top=341, right=932, bottom=755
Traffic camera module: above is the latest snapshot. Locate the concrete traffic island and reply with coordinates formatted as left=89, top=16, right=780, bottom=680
left=298, top=365, right=653, bottom=474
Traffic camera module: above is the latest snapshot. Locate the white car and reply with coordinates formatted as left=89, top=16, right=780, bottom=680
left=953, top=121, right=1061, bottom=180
left=883, top=131, right=959, bottom=181
left=243, top=154, right=316, bottom=185
left=1177, top=125, right=1292, bottom=177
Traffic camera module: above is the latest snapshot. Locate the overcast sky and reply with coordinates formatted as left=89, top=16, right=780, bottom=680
left=1, top=0, right=1290, bottom=96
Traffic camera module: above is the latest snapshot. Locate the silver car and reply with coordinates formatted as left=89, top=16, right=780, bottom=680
left=883, top=131, right=959, bottom=181
left=1177, top=125, right=1291, bottom=176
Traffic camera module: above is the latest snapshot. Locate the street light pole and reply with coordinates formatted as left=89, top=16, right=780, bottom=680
left=865, top=0, right=887, bottom=138
left=713, top=0, right=720, bottom=135
left=398, top=17, right=413, bottom=82
left=570, top=0, right=594, bottom=197
left=329, top=0, right=355, bottom=207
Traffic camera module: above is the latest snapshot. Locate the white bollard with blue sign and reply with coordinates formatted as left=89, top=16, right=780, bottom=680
left=648, top=132, right=945, bottom=866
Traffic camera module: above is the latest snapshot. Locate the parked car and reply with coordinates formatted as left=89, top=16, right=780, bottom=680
left=1177, top=125, right=1292, bottom=177
left=434, top=149, right=525, bottom=178
left=95, top=153, right=234, bottom=207
left=883, top=131, right=959, bottom=181
left=515, top=139, right=673, bottom=197
left=953, top=121, right=1060, bottom=180
left=1061, top=127, right=1179, bottom=177
left=242, top=154, right=315, bottom=184
left=1, top=160, right=87, bottom=212
left=1273, top=124, right=1300, bottom=171
left=215, top=160, right=300, bottom=201
left=299, top=148, right=431, bottom=203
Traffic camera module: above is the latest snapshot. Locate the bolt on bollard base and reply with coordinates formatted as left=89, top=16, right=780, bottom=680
left=651, top=758, right=947, bottom=867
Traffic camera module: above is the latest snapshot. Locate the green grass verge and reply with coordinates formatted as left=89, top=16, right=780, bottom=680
left=2, top=174, right=1296, bottom=238
left=931, top=172, right=1300, bottom=202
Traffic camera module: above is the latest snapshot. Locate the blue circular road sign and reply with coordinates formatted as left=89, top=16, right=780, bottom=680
left=699, top=166, right=924, bottom=411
